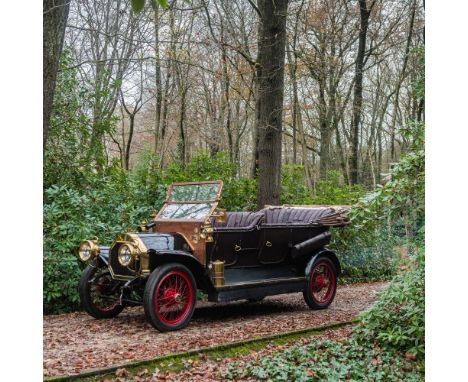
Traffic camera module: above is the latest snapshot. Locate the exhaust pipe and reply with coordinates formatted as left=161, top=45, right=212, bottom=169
left=291, top=231, right=331, bottom=260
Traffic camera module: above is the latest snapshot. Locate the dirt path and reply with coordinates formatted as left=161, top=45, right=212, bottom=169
left=43, top=281, right=386, bottom=377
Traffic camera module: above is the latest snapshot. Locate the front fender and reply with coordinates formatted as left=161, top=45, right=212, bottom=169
left=98, top=246, right=110, bottom=265
left=304, top=249, right=341, bottom=277
left=148, top=249, right=201, bottom=267
left=148, top=249, right=213, bottom=292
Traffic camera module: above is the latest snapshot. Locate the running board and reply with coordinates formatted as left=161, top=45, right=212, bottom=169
left=208, top=277, right=306, bottom=302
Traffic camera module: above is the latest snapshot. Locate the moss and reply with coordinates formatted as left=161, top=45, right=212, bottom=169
left=46, top=320, right=355, bottom=382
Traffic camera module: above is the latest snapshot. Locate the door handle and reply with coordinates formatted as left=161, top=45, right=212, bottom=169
left=265, top=241, right=272, bottom=247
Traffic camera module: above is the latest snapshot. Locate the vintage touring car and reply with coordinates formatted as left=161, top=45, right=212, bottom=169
left=77, top=180, right=349, bottom=332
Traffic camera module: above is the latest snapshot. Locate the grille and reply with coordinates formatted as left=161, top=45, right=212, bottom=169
left=109, top=242, right=139, bottom=278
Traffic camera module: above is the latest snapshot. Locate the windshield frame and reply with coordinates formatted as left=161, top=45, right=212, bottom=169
left=155, top=180, right=223, bottom=222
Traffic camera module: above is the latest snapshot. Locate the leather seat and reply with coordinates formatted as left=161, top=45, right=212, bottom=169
left=261, top=207, right=334, bottom=225
left=213, top=212, right=264, bottom=230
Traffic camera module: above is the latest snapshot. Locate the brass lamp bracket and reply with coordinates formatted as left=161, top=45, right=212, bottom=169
left=200, top=219, right=214, bottom=242
left=210, top=208, right=227, bottom=223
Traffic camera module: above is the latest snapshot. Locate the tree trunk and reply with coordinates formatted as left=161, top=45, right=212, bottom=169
left=250, top=65, right=261, bottom=180
left=349, top=0, right=371, bottom=185
left=256, top=0, right=289, bottom=208
left=390, top=0, right=417, bottom=161
left=179, top=89, right=187, bottom=167
left=287, top=46, right=298, bottom=165
left=335, top=123, right=349, bottom=185
left=318, top=77, right=331, bottom=179
left=43, top=0, right=70, bottom=155
left=220, top=25, right=233, bottom=162
left=124, top=115, right=135, bottom=171
left=152, top=3, right=163, bottom=157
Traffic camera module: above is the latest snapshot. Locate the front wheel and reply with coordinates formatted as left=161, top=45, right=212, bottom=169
left=79, top=261, right=124, bottom=318
left=143, top=263, right=197, bottom=332
left=303, top=257, right=337, bottom=310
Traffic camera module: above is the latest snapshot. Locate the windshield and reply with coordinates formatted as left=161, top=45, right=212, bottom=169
left=158, top=203, right=213, bottom=219
left=157, top=181, right=222, bottom=220
left=169, top=183, right=220, bottom=202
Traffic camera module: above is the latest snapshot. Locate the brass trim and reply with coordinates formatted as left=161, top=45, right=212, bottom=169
left=108, top=266, right=137, bottom=281
left=78, top=240, right=100, bottom=262
left=201, top=220, right=214, bottom=243
left=108, top=233, right=149, bottom=278
left=210, top=208, right=227, bottom=223
left=211, top=260, right=225, bottom=287
left=155, top=180, right=223, bottom=221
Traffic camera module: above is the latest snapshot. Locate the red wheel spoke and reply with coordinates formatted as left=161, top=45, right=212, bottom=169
left=153, top=270, right=193, bottom=326
left=309, top=260, right=335, bottom=305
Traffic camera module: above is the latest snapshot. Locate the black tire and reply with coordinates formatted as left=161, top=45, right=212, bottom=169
left=79, top=261, right=124, bottom=319
left=247, top=297, right=265, bottom=303
left=143, top=263, right=197, bottom=332
left=303, top=256, right=338, bottom=310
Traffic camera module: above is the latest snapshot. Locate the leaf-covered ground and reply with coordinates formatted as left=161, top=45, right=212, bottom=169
left=103, top=326, right=355, bottom=382
left=43, top=282, right=386, bottom=378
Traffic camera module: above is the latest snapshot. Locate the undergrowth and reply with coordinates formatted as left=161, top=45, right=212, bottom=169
left=223, top=251, right=425, bottom=381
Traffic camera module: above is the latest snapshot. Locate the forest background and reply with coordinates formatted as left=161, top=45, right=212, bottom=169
left=42, top=0, right=425, bottom=313
left=2, top=0, right=467, bottom=380
left=40, top=2, right=428, bottom=377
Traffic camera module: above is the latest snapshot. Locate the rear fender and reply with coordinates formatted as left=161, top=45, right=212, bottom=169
left=305, top=249, right=341, bottom=277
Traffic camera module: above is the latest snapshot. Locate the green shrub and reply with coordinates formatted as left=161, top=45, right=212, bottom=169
left=280, top=165, right=313, bottom=205
left=313, top=170, right=365, bottom=205
left=42, top=153, right=393, bottom=313
left=337, top=229, right=399, bottom=283
left=355, top=252, right=425, bottom=359
left=43, top=170, right=166, bottom=314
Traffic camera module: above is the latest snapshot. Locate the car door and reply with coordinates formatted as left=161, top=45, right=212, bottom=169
left=210, top=228, right=263, bottom=267
left=257, top=226, right=291, bottom=265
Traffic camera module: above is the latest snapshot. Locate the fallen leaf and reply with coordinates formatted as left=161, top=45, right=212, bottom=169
left=115, top=368, right=129, bottom=377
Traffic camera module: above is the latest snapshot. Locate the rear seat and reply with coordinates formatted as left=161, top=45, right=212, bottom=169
left=213, top=207, right=334, bottom=230
left=213, top=212, right=264, bottom=230
left=260, top=207, right=334, bottom=225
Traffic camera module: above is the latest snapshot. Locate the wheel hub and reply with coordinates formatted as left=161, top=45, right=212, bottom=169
left=162, top=288, right=179, bottom=304
left=312, top=274, right=325, bottom=291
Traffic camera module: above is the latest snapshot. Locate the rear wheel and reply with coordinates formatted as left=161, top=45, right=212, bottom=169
left=303, top=257, right=337, bottom=309
left=79, top=261, right=124, bottom=318
left=143, top=263, right=196, bottom=332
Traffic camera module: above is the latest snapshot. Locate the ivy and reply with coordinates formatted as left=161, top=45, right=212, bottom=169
left=223, top=253, right=425, bottom=381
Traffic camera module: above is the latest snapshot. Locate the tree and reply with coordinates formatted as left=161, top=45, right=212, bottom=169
left=349, top=0, right=374, bottom=185
left=43, top=0, right=71, bottom=155
left=67, top=0, right=142, bottom=168
left=255, top=0, right=289, bottom=208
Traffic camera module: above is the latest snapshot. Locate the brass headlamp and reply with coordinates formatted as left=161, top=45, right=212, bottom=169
left=118, top=243, right=137, bottom=267
left=78, top=240, right=100, bottom=262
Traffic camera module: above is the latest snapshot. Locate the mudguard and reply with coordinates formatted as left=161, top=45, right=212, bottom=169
left=98, top=247, right=110, bottom=265
left=147, top=249, right=213, bottom=292
left=304, top=249, right=341, bottom=277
